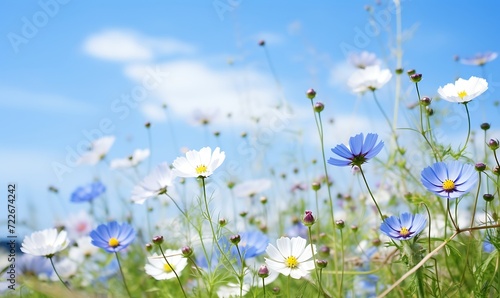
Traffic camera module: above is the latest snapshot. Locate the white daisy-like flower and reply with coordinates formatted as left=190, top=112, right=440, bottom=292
left=348, top=51, right=380, bottom=69
left=172, top=147, right=225, bottom=178
left=69, top=236, right=99, bottom=263
left=437, top=76, right=488, bottom=103
left=265, top=236, right=316, bottom=279
left=21, top=229, right=69, bottom=257
left=110, top=148, right=150, bottom=169
left=64, top=210, right=95, bottom=240
left=347, top=65, right=392, bottom=94
left=77, top=136, right=115, bottom=165
left=233, top=178, right=272, bottom=198
left=131, top=162, right=176, bottom=204
left=144, top=250, right=188, bottom=280
left=190, top=108, right=219, bottom=126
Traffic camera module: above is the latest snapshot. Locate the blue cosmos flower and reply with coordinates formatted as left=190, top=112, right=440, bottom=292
left=420, top=161, right=477, bottom=199
left=71, top=181, right=106, bottom=203
left=90, top=221, right=135, bottom=253
left=483, top=239, right=494, bottom=253
left=285, top=222, right=308, bottom=239
left=328, top=133, right=384, bottom=167
left=380, top=213, right=427, bottom=240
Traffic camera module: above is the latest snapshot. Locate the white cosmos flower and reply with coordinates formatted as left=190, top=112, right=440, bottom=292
left=131, top=162, right=176, bottom=204
left=69, top=236, right=99, bottom=263
left=110, top=148, right=150, bottom=169
left=144, top=250, right=188, bottom=280
left=347, top=65, right=392, bottom=93
left=64, top=210, right=95, bottom=239
left=21, top=229, right=69, bottom=257
left=233, top=178, right=272, bottom=198
left=348, top=51, right=380, bottom=69
left=265, top=236, right=316, bottom=279
left=217, top=282, right=250, bottom=298
left=78, top=136, right=115, bottom=165
left=437, top=76, right=488, bottom=103
left=172, top=147, right=225, bottom=178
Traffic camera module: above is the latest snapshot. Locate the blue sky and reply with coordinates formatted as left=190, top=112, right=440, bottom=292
left=1, top=0, right=500, bottom=232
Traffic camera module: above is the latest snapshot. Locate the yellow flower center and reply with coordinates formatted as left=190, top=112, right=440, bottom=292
left=285, top=256, right=298, bottom=268
left=196, top=164, right=208, bottom=175
left=400, top=227, right=410, bottom=237
left=442, top=179, right=455, bottom=191
left=163, top=263, right=174, bottom=272
left=458, top=90, right=468, bottom=99
left=108, top=237, right=120, bottom=247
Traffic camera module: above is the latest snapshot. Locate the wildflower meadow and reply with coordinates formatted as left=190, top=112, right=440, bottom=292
left=2, top=1, right=500, bottom=297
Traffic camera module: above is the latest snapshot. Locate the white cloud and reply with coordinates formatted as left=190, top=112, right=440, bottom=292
left=140, top=102, right=166, bottom=122
left=328, top=60, right=355, bottom=91
left=0, top=87, right=96, bottom=114
left=124, top=60, right=291, bottom=127
left=83, top=29, right=195, bottom=62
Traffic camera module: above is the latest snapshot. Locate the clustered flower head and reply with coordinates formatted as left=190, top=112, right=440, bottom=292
left=265, top=236, right=316, bottom=279
left=437, top=76, right=488, bottom=103
left=421, top=161, right=478, bottom=199
left=328, top=133, right=384, bottom=167
left=172, top=146, right=225, bottom=178
left=380, top=213, right=427, bottom=240
left=21, top=228, right=69, bottom=257
left=90, top=221, right=135, bottom=253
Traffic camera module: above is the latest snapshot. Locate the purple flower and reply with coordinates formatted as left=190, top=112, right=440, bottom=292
left=328, top=133, right=384, bottom=167
left=380, top=213, right=426, bottom=240
left=90, top=221, right=135, bottom=253
left=460, top=52, right=497, bottom=66
left=71, top=181, right=106, bottom=203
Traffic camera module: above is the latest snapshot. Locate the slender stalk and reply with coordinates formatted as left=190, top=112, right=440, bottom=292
left=339, top=229, right=345, bottom=297
left=457, top=103, right=472, bottom=155
left=470, top=173, right=482, bottom=229
left=48, top=256, right=71, bottom=292
left=307, top=226, right=322, bottom=297
left=114, top=252, right=132, bottom=298
left=234, top=245, right=245, bottom=298
left=158, top=246, right=187, bottom=298
left=358, top=166, right=384, bottom=220
left=446, top=199, right=459, bottom=231
left=262, top=278, right=266, bottom=297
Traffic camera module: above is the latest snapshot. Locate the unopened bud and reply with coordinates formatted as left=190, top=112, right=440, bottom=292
left=306, top=88, right=316, bottom=100
left=475, top=163, right=487, bottom=172
left=420, top=97, right=432, bottom=106
left=483, top=194, right=494, bottom=202
left=410, top=73, right=422, bottom=83
left=152, top=235, right=164, bottom=245
left=316, top=259, right=328, bottom=268
left=302, top=210, right=315, bottom=226
left=230, top=234, right=241, bottom=245
left=181, top=246, right=193, bottom=257
left=481, top=123, right=491, bottom=131
left=314, top=102, right=324, bottom=113
left=258, top=265, right=270, bottom=278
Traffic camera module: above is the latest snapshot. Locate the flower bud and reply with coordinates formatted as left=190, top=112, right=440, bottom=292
left=483, top=193, right=494, bottom=202
left=312, top=182, right=321, bottom=191
left=475, top=162, right=486, bottom=172
left=152, top=235, right=164, bottom=245
left=302, top=210, right=315, bottom=226
left=48, top=185, right=59, bottom=193
left=272, top=287, right=281, bottom=294
left=351, top=225, right=359, bottom=232
left=145, top=122, right=151, bottom=128
left=213, top=131, right=220, bottom=137
left=481, top=123, right=491, bottom=131
left=426, top=107, right=434, bottom=116
left=260, top=196, right=268, bottom=204
left=395, top=68, right=404, bottom=75
left=314, top=102, right=324, bottom=113
left=420, top=96, right=432, bottom=106
left=258, top=40, right=265, bottom=46
left=335, top=219, right=345, bottom=229
left=407, top=69, right=416, bottom=76
left=239, top=211, right=248, bottom=217
left=145, top=243, right=153, bottom=252
left=230, top=234, right=241, bottom=245
left=219, top=218, right=227, bottom=227
left=316, top=259, right=328, bottom=268
left=410, top=73, right=422, bottom=83
left=372, top=238, right=381, bottom=247
left=319, top=245, right=330, bottom=256
left=488, top=139, right=499, bottom=150
left=306, top=88, right=316, bottom=100
left=493, top=166, right=500, bottom=176
left=181, top=246, right=193, bottom=257
left=258, top=265, right=270, bottom=278
left=227, top=181, right=235, bottom=189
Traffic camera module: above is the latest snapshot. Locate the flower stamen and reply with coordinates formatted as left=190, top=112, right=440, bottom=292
left=163, top=263, right=173, bottom=272
left=108, top=237, right=120, bottom=247
left=195, top=164, right=208, bottom=175
left=399, top=227, right=410, bottom=237
left=442, top=179, right=456, bottom=192
left=285, top=256, right=298, bottom=268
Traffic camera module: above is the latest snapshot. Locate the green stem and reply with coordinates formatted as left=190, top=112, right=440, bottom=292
left=115, top=252, right=132, bottom=298
left=158, top=246, right=187, bottom=298
left=235, top=245, right=245, bottom=298
left=458, top=103, right=472, bottom=155
left=307, top=226, right=322, bottom=297
left=48, top=256, right=71, bottom=292
left=470, top=173, right=482, bottom=229
left=339, top=229, right=345, bottom=297
left=416, top=266, right=425, bottom=298
left=359, top=166, right=384, bottom=221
